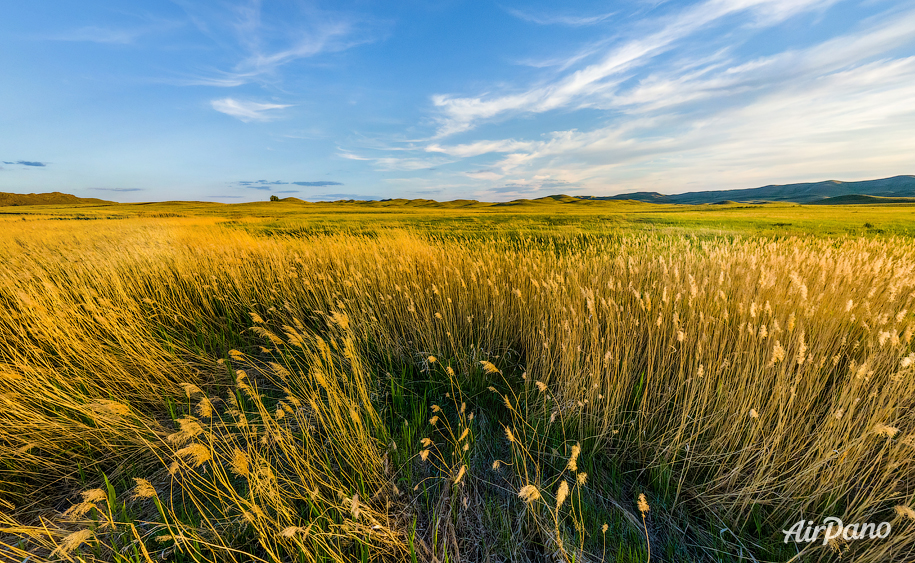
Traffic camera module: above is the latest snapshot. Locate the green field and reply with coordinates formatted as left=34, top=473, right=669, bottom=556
left=2, top=197, right=913, bottom=237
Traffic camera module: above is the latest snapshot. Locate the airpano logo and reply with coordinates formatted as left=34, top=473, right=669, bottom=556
left=783, top=517, right=891, bottom=545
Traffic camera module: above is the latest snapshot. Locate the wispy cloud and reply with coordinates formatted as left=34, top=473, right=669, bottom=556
left=338, top=149, right=451, bottom=171
left=42, top=20, right=183, bottom=45
left=431, top=0, right=838, bottom=137
left=503, top=7, right=616, bottom=26
left=235, top=179, right=343, bottom=188
left=175, top=1, right=387, bottom=86
left=238, top=180, right=288, bottom=185
left=9, top=160, right=48, bottom=167
left=91, top=187, right=144, bottom=192
left=292, top=181, right=343, bottom=187
left=211, top=98, right=291, bottom=121
left=311, top=193, right=380, bottom=201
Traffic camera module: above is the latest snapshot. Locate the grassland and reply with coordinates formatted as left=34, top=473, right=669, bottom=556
left=1, top=199, right=914, bottom=563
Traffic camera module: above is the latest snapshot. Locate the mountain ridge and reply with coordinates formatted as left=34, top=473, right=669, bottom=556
left=583, top=175, right=915, bottom=204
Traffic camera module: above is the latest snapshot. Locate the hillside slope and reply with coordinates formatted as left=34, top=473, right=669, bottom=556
left=0, top=191, right=113, bottom=206
left=588, top=175, right=915, bottom=204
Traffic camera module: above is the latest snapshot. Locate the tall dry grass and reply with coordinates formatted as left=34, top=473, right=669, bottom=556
left=0, top=218, right=914, bottom=562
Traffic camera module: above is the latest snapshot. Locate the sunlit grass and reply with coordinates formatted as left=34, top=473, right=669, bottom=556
left=0, top=213, right=914, bottom=562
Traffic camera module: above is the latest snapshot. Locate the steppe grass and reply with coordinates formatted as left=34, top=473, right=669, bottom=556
left=0, top=214, right=914, bottom=562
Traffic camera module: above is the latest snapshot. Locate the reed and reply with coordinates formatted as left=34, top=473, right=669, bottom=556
left=0, top=217, right=913, bottom=562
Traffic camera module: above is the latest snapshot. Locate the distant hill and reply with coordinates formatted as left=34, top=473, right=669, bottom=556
left=807, top=194, right=915, bottom=205
left=585, top=175, right=915, bottom=204
left=0, top=191, right=113, bottom=206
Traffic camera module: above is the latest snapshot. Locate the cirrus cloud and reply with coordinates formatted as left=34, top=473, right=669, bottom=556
left=211, top=98, right=292, bottom=122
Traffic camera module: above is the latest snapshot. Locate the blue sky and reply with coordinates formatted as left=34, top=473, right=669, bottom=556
left=1, top=0, right=914, bottom=202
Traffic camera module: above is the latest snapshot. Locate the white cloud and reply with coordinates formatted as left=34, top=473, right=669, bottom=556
left=338, top=150, right=452, bottom=171
left=503, top=7, right=616, bottom=26
left=42, top=19, right=184, bottom=45
left=211, top=98, right=292, bottom=122
left=431, top=0, right=839, bottom=136
left=426, top=139, right=538, bottom=158
left=175, top=1, right=385, bottom=86
left=477, top=54, right=915, bottom=194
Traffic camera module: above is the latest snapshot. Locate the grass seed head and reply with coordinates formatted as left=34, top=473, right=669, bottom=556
left=555, top=481, right=569, bottom=511
left=895, top=505, right=915, bottom=521
left=132, top=478, right=157, bottom=499
left=54, top=529, right=94, bottom=558
left=518, top=485, right=540, bottom=503
left=638, top=493, right=650, bottom=515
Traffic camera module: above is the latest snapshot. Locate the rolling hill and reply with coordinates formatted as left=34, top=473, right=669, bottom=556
left=0, top=191, right=113, bottom=206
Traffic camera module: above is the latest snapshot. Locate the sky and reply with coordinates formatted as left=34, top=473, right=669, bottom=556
left=1, top=0, right=914, bottom=202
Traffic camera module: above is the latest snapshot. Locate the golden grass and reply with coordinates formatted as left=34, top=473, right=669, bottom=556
left=0, top=217, right=913, bottom=562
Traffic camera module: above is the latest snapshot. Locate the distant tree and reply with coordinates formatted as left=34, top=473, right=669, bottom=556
left=270, top=195, right=280, bottom=202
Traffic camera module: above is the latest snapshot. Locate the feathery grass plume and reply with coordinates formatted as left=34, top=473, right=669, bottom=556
left=458, top=428, right=470, bottom=442
left=81, top=488, right=108, bottom=504
left=330, top=311, right=350, bottom=330
left=895, top=505, right=915, bottom=520
left=420, top=437, right=432, bottom=447
left=454, top=465, right=467, bottom=484
left=902, top=353, right=915, bottom=369
left=88, top=399, right=131, bottom=418
left=427, top=355, right=437, bottom=363
left=567, top=443, right=581, bottom=472
left=874, top=423, right=900, bottom=438
left=429, top=415, right=439, bottom=426
left=175, top=443, right=211, bottom=467
left=132, top=478, right=157, bottom=499
left=638, top=493, right=652, bottom=561
left=196, top=397, right=214, bottom=418
left=770, top=341, right=785, bottom=365
left=577, top=472, right=588, bottom=485
left=167, top=417, right=205, bottom=446
left=555, top=481, right=569, bottom=511
left=601, top=523, right=608, bottom=534
left=519, top=485, right=540, bottom=503
left=638, top=494, right=650, bottom=515
left=279, top=526, right=311, bottom=538
left=53, top=529, right=94, bottom=558
left=420, top=449, right=430, bottom=461
left=749, top=409, right=759, bottom=419
left=504, top=426, right=515, bottom=443
left=230, top=448, right=249, bottom=478
left=492, top=460, right=501, bottom=471
left=63, top=492, right=105, bottom=519
left=535, top=380, right=547, bottom=392
left=180, top=382, right=203, bottom=398
left=350, top=494, right=361, bottom=519
left=446, top=366, right=455, bottom=377
left=480, top=360, right=501, bottom=375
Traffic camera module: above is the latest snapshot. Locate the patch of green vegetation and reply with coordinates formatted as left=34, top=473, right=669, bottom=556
left=3, top=197, right=914, bottom=238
